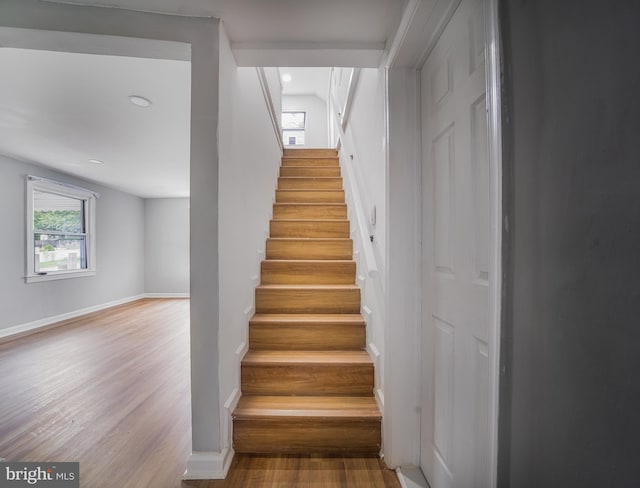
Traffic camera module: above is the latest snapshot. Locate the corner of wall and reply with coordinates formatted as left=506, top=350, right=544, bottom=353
left=183, top=448, right=234, bottom=480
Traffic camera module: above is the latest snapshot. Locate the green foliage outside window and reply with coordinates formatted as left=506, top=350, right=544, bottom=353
left=34, top=210, right=83, bottom=233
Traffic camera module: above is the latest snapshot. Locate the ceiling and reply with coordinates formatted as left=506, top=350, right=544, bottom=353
left=0, top=47, right=191, bottom=198
left=46, top=0, right=406, bottom=49
left=280, top=68, right=332, bottom=102
left=1, top=0, right=409, bottom=198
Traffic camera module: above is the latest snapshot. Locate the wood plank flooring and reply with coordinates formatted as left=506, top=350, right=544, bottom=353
left=0, top=299, right=191, bottom=488
left=0, top=298, right=400, bottom=487
left=184, top=454, right=401, bottom=488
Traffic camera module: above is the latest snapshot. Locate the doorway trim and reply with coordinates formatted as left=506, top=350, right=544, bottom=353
left=484, top=0, right=503, bottom=485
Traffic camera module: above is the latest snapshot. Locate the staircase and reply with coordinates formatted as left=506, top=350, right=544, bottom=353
left=232, top=148, right=381, bottom=454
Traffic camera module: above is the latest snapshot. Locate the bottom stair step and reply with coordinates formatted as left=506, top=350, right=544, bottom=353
left=233, top=396, right=381, bottom=454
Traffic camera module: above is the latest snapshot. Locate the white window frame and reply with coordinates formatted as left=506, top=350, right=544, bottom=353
left=26, top=176, right=98, bottom=283
left=282, top=110, right=307, bottom=147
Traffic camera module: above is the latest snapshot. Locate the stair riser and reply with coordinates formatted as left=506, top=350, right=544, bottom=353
left=284, top=149, right=338, bottom=158
left=281, top=158, right=339, bottom=167
left=255, top=288, right=360, bottom=314
left=261, top=261, right=355, bottom=285
left=273, top=204, right=347, bottom=220
left=270, top=221, right=349, bottom=238
left=276, top=190, right=345, bottom=203
left=249, top=324, right=365, bottom=350
left=233, top=419, right=381, bottom=454
left=278, top=178, right=343, bottom=190
left=266, top=239, right=352, bottom=260
left=241, top=364, right=374, bottom=396
left=280, top=167, right=341, bottom=177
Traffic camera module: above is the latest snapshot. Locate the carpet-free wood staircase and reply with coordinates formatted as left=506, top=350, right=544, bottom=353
left=232, top=148, right=382, bottom=454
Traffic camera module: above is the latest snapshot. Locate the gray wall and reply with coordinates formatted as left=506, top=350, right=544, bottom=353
left=0, top=0, right=221, bottom=456
left=499, top=1, right=640, bottom=486
left=0, top=155, right=145, bottom=330
left=144, top=198, right=190, bottom=295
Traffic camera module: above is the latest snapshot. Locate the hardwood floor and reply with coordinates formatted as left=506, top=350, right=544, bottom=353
left=0, top=298, right=399, bottom=487
left=184, top=454, right=401, bottom=488
left=0, top=299, right=191, bottom=488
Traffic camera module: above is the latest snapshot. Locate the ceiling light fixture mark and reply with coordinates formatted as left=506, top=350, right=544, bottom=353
left=128, top=95, right=152, bottom=107
left=88, top=159, right=104, bottom=165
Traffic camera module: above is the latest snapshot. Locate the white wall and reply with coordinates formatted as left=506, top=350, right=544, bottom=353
left=144, top=198, right=190, bottom=296
left=335, top=67, right=388, bottom=426
left=282, top=95, right=329, bottom=148
left=264, top=67, right=283, bottom=128
left=336, top=65, right=422, bottom=470
left=0, top=155, right=145, bottom=331
left=344, top=69, right=387, bottom=273
left=384, top=67, right=422, bottom=468
left=218, top=24, right=282, bottom=458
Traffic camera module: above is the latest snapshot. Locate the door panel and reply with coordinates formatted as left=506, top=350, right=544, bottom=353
left=420, top=0, right=490, bottom=486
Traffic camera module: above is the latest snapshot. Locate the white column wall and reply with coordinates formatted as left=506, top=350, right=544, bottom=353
left=0, top=0, right=223, bottom=473
left=217, top=24, right=282, bottom=467
left=384, top=67, right=424, bottom=468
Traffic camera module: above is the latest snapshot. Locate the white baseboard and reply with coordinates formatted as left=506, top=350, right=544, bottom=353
left=397, top=466, right=430, bottom=488
left=0, top=293, right=191, bottom=343
left=183, top=449, right=234, bottom=480
left=366, top=341, right=384, bottom=411
left=0, top=294, right=146, bottom=343
left=375, top=387, right=385, bottom=411
left=222, top=387, right=241, bottom=458
left=144, top=293, right=190, bottom=298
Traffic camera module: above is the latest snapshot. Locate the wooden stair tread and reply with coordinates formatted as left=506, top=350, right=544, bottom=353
left=276, top=189, right=344, bottom=193
left=266, top=237, right=351, bottom=242
left=261, top=259, right=355, bottom=285
left=280, top=166, right=341, bottom=177
left=277, top=178, right=343, bottom=190
left=283, top=149, right=337, bottom=157
left=256, top=288, right=360, bottom=313
left=279, top=177, right=342, bottom=180
left=249, top=313, right=366, bottom=351
left=262, top=259, right=354, bottom=264
left=278, top=177, right=342, bottom=184
left=250, top=313, right=364, bottom=325
left=275, top=190, right=345, bottom=203
left=273, top=203, right=346, bottom=207
left=271, top=218, right=349, bottom=223
left=234, top=395, right=380, bottom=419
left=243, top=350, right=372, bottom=365
left=281, top=159, right=339, bottom=167
left=270, top=220, right=349, bottom=239
left=256, top=284, right=359, bottom=290
left=272, top=204, right=347, bottom=219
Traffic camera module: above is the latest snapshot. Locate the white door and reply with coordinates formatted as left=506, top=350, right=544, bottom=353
left=420, top=0, right=490, bottom=486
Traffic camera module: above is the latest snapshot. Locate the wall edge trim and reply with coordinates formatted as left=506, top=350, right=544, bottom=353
left=144, top=293, right=191, bottom=298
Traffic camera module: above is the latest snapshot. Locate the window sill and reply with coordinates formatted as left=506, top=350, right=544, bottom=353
left=25, top=270, right=96, bottom=283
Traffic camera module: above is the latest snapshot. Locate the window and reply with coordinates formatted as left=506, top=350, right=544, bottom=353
left=282, top=111, right=306, bottom=146
left=26, top=176, right=97, bottom=283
